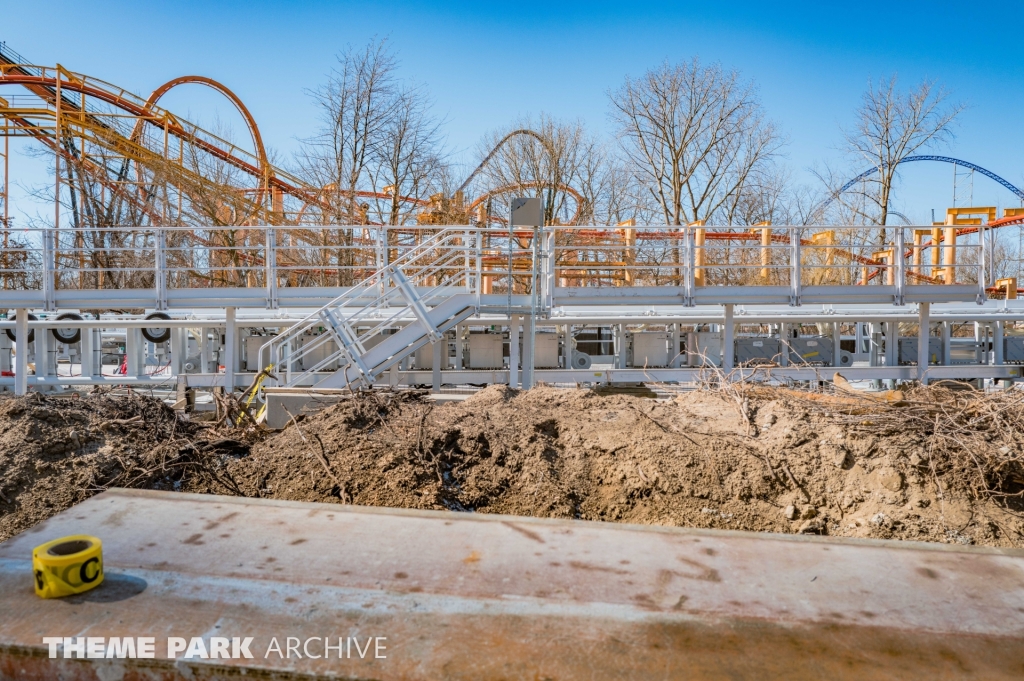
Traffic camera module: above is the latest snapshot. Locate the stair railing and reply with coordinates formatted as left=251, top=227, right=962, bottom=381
left=258, top=227, right=480, bottom=390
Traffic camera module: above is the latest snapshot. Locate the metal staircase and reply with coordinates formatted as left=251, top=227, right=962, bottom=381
left=259, top=227, right=481, bottom=391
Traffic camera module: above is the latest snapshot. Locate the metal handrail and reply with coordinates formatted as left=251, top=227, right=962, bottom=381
left=258, top=227, right=482, bottom=390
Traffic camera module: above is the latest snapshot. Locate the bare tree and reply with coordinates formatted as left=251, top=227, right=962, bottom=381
left=367, top=84, right=446, bottom=227
left=609, top=57, right=784, bottom=226
left=724, top=164, right=791, bottom=226
left=843, top=75, right=964, bottom=231
left=297, top=38, right=448, bottom=283
left=298, top=38, right=400, bottom=224
left=473, top=115, right=600, bottom=226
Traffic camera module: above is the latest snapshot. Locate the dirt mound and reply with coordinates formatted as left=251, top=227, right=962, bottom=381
left=3, top=384, right=1024, bottom=547
left=0, top=393, right=253, bottom=542
left=183, top=384, right=1024, bottom=547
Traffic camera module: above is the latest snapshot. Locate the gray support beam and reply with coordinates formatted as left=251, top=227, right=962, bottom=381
left=671, top=323, right=682, bottom=368
left=33, top=326, right=45, bottom=381
left=994, top=321, right=1005, bottom=366
left=171, top=327, right=186, bottom=376
left=614, top=324, right=625, bottom=369
left=918, top=303, right=930, bottom=385
left=779, top=323, right=789, bottom=367
left=0, top=334, right=11, bottom=374
left=81, top=327, right=96, bottom=378
left=508, top=316, right=520, bottom=389
left=868, top=323, right=881, bottom=389
left=974, top=322, right=984, bottom=365
left=200, top=328, right=212, bottom=375
left=15, top=309, right=28, bottom=396
left=561, top=324, right=571, bottom=370
left=941, top=321, right=952, bottom=366
left=522, top=313, right=536, bottom=389
left=885, top=321, right=898, bottom=368
left=126, top=328, right=144, bottom=378
left=832, top=322, right=841, bottom=368
left=453, top=324, right=463, bottom=370
left=223, top=307, right=236, bottom=391
left=432, top=340, right=442, bottom=394
left=723, top=305, right=735, bottom=371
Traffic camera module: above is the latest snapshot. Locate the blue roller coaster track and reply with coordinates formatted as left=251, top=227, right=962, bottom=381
left=817, top=155, right=1024, bottom=220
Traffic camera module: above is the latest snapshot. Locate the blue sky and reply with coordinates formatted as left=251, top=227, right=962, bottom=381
left=4, top=0, right=1024, bottom=223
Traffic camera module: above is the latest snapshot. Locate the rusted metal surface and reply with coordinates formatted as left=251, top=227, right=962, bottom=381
left=1, top=489, right=1024, bottom=680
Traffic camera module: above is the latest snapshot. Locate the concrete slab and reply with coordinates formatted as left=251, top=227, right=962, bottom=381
left=264, top=391, right=345, bottom=429
left=1, top=489, right=1024, bottom=679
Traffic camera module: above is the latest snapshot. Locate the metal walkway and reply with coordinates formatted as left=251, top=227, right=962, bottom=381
left=0, top=223, right=1021, bottom=394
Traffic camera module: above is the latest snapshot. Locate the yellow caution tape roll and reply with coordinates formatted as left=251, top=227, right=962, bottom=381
left=32, top=535, right=103, bottom=599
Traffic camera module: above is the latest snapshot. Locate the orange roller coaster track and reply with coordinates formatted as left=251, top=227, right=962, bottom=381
left=0, top=46, right=589, bottom=229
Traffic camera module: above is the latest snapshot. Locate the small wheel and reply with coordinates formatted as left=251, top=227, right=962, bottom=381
left=142, top=312, right=171, bottom=343
left=51, top=313, right=83, bottom=344
left=4, top=312, right=37, bottom=343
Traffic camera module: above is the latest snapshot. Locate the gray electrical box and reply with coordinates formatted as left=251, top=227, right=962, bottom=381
left=898, top=337, right=942, bottom=365
left=468, top=333, right=503, bottom=369
left=510, top=197, right=542, bottom=226
left=735, top=337, right=781, bottom=366
left=789, top=336, right=833, bottom=365
left=245, top=335, right=270, bottom=371
left=299, top=333, right=340, bottom=372
left=414, top=340, right=450, bottom=370
left=1005, top=337, right=1024, bottom=363
left=534, top=332, right=560, bottom=369
left=629, top=331, right=671, bottom=367
left=686, top=331, right=722, bottom=367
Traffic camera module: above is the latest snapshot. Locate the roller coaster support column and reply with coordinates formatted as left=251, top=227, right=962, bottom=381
left=918, top=303, right=930, bottom=385
left=723, top=305, right=735, bottom=372
left=623, top=224, right=636, bottom=285
left=14, top=309, right=27, bottom=396
left=693, top=222, right=706, bottom=287
left=943, top=214, right=957, bottom=284
left=911, top=230, right=927, bottom=275
left=755, top=222, right=771, bottom=281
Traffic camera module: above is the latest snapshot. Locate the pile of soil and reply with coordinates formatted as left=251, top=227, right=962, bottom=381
left=0, top=393, right=250, bottom=542
left=2, top=385, right=1023, bottom=547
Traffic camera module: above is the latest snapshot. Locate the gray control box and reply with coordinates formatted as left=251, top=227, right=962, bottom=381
left=898, top=338, right=942, bottom=365
left=735, top=337, right=781, bottom=366
left=1005, top=337, right=1024, bottom=363
left=788, top=336, right=833, bottom=365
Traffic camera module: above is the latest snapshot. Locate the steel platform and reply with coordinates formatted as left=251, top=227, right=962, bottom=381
left=1, top=489, right=1023, bottom=679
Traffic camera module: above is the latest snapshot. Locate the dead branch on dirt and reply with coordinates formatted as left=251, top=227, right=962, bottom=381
left=282, top=405, right=346, bottom=500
